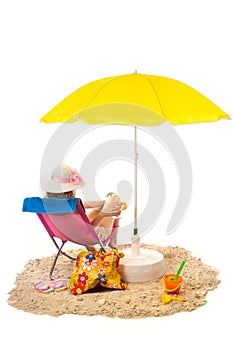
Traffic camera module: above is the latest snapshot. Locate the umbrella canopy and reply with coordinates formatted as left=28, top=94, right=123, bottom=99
left=41, top=73, right=229, bottom=125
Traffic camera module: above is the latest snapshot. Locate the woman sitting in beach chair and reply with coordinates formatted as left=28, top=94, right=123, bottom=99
left=40, top=164, right=123, bottom=250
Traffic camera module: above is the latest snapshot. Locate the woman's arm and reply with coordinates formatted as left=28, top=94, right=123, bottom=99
left=83, top=200, right=105, bottom=210
left=90, top=206, right=121, bottom=227
left=84, top=199, right=121, bottom=227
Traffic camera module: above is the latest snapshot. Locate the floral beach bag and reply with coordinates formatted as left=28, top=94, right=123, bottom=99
left=69, top=249, right=127, bottom=295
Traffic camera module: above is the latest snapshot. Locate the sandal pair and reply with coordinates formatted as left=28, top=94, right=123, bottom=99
left=34, top=279, right=68, bottom=293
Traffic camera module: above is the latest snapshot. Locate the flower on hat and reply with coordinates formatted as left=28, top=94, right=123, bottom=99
left=69, top=169, right=81, bottom=185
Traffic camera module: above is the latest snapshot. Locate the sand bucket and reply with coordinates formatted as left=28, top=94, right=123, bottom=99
left=162, top=274, right=183, bottom=295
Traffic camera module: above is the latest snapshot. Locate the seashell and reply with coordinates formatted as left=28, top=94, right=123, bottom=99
left=97, top=298, right=106, bottom=306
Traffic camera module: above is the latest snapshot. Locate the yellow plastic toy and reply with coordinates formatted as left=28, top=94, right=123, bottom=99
left=161, top=294, right=185, bottom=305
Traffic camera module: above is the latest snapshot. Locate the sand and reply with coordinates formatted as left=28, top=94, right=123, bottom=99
left=7, top=244, right=220, bottom=319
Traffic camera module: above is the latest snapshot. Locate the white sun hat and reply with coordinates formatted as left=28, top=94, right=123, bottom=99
left=40, top=164, right=85, bottom=193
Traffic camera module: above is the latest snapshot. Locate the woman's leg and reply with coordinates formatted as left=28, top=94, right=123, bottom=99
left=83, top=209, right=100, bottom=251
left=85, top=208, right=100, bottom=222
left=86, top=204, right=121, bottom=249
left=108, top=218, right=120, bottom=248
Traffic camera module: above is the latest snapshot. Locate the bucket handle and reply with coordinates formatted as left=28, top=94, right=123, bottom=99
left=162, top=279, right=182, bottom=293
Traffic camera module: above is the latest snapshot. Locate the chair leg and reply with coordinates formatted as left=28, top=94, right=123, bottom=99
left=103, top=225, right=119, bottom=248
left=49, top=241, right=66, bottom=280
left=49, top=238, right=76, bottom=280
left=50, top=237, right=76, bottom=260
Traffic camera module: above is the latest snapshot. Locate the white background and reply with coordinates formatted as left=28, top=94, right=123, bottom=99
left=1, top=1, right=233, bottom=349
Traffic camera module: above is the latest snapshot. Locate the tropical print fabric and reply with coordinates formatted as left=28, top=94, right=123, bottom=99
left=69, top=249, right=127, bottom=295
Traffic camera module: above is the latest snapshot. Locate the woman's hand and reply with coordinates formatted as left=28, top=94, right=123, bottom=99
left=90, top=203, right=122, bottom=227
left=101, top=202, right=122, bottom=217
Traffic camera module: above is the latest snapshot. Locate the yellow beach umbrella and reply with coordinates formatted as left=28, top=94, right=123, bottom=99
left=41, top=73, right=229, bottom=125
left=40, top=72, right=229, bottom=281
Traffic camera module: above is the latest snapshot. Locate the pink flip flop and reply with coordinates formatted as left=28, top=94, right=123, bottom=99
left=34, top=281, right=54, bottom=294
left=53, top=279, right=68, bottom=292
left=34, top=279, right=68, bottom=293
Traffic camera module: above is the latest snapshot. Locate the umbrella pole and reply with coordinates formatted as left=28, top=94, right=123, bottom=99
left=119, top=126, right=165, bottom=281
left=134, top=125, right=138, bottom=235
left=131, top=126, right=140, bottom=256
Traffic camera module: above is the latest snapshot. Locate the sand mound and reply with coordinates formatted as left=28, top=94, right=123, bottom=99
left=7, top=244, right=220, bottom=318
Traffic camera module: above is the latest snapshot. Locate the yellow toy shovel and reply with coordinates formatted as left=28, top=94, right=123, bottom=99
left=161, top=294, right=185, bottom=305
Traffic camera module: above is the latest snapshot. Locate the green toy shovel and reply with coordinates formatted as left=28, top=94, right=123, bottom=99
left=170, top=259, right=186, bottom=280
